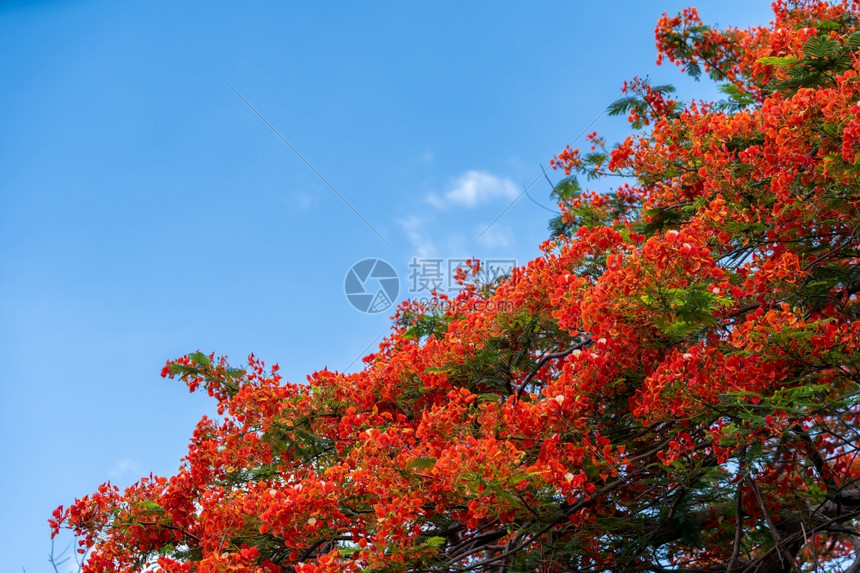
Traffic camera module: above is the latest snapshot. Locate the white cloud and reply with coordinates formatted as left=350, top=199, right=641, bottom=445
left=427, top=170, right=518, bottom=209
left=473, top=223, right=514, bottom=249
left=108, top=458, right=141, bottom=484
left=286, top=191, right=315, bottom=211
left=398, top=215, right=438, bottom=258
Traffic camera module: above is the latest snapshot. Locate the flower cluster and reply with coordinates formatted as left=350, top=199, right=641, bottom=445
left=54, top=2, right=860, bottom=571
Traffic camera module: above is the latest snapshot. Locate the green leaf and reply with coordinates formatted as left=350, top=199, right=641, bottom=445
left=424, top=536, right=446, bottom=548
left=816, top=20, right=841, bottom=32
left=717, top=82, right=755, bottom=110
left=188, top=351, right=211, bottom=366
left=756, top=55, right=797, bottom=67
left=423, top=366, right=449, bottom=374
left=583, top=151, right=609, bottom=167
left=410, top=457, right=437, bottom=470
left=135, top=500, right=165, bottom=514
left=607, top=96, right=639, bottom=117
left=803, top=36, right=840, bottom=58
left=552, top=176, right=581, bottom=201
left=848, top=31, right=860, bottom=48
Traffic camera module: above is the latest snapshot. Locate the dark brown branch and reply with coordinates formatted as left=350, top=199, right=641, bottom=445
left=513, top=338, right=592, bottom=397
left=746, top=477, right=801, bottom=573
left=727, top=478, right=745, bottom=572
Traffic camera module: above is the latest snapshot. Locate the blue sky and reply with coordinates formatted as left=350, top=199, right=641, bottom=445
left=0, top=1, right=775, bottom=570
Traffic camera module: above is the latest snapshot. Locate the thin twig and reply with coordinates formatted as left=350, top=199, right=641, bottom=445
left=513, top=338, right=591, bottom=397
left=746, top=476, right=801, bottom=573
left=727, top=478, right=745, bottom=572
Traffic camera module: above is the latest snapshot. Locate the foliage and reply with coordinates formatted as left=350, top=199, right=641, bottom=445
left=53, top=2, right=860, bottom=571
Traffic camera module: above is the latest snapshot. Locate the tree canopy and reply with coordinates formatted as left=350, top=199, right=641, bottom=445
left=53, top=2, right=860, bottom=571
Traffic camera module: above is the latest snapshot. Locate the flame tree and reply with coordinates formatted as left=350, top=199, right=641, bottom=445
left=53, top=2, right=860, bottom=571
